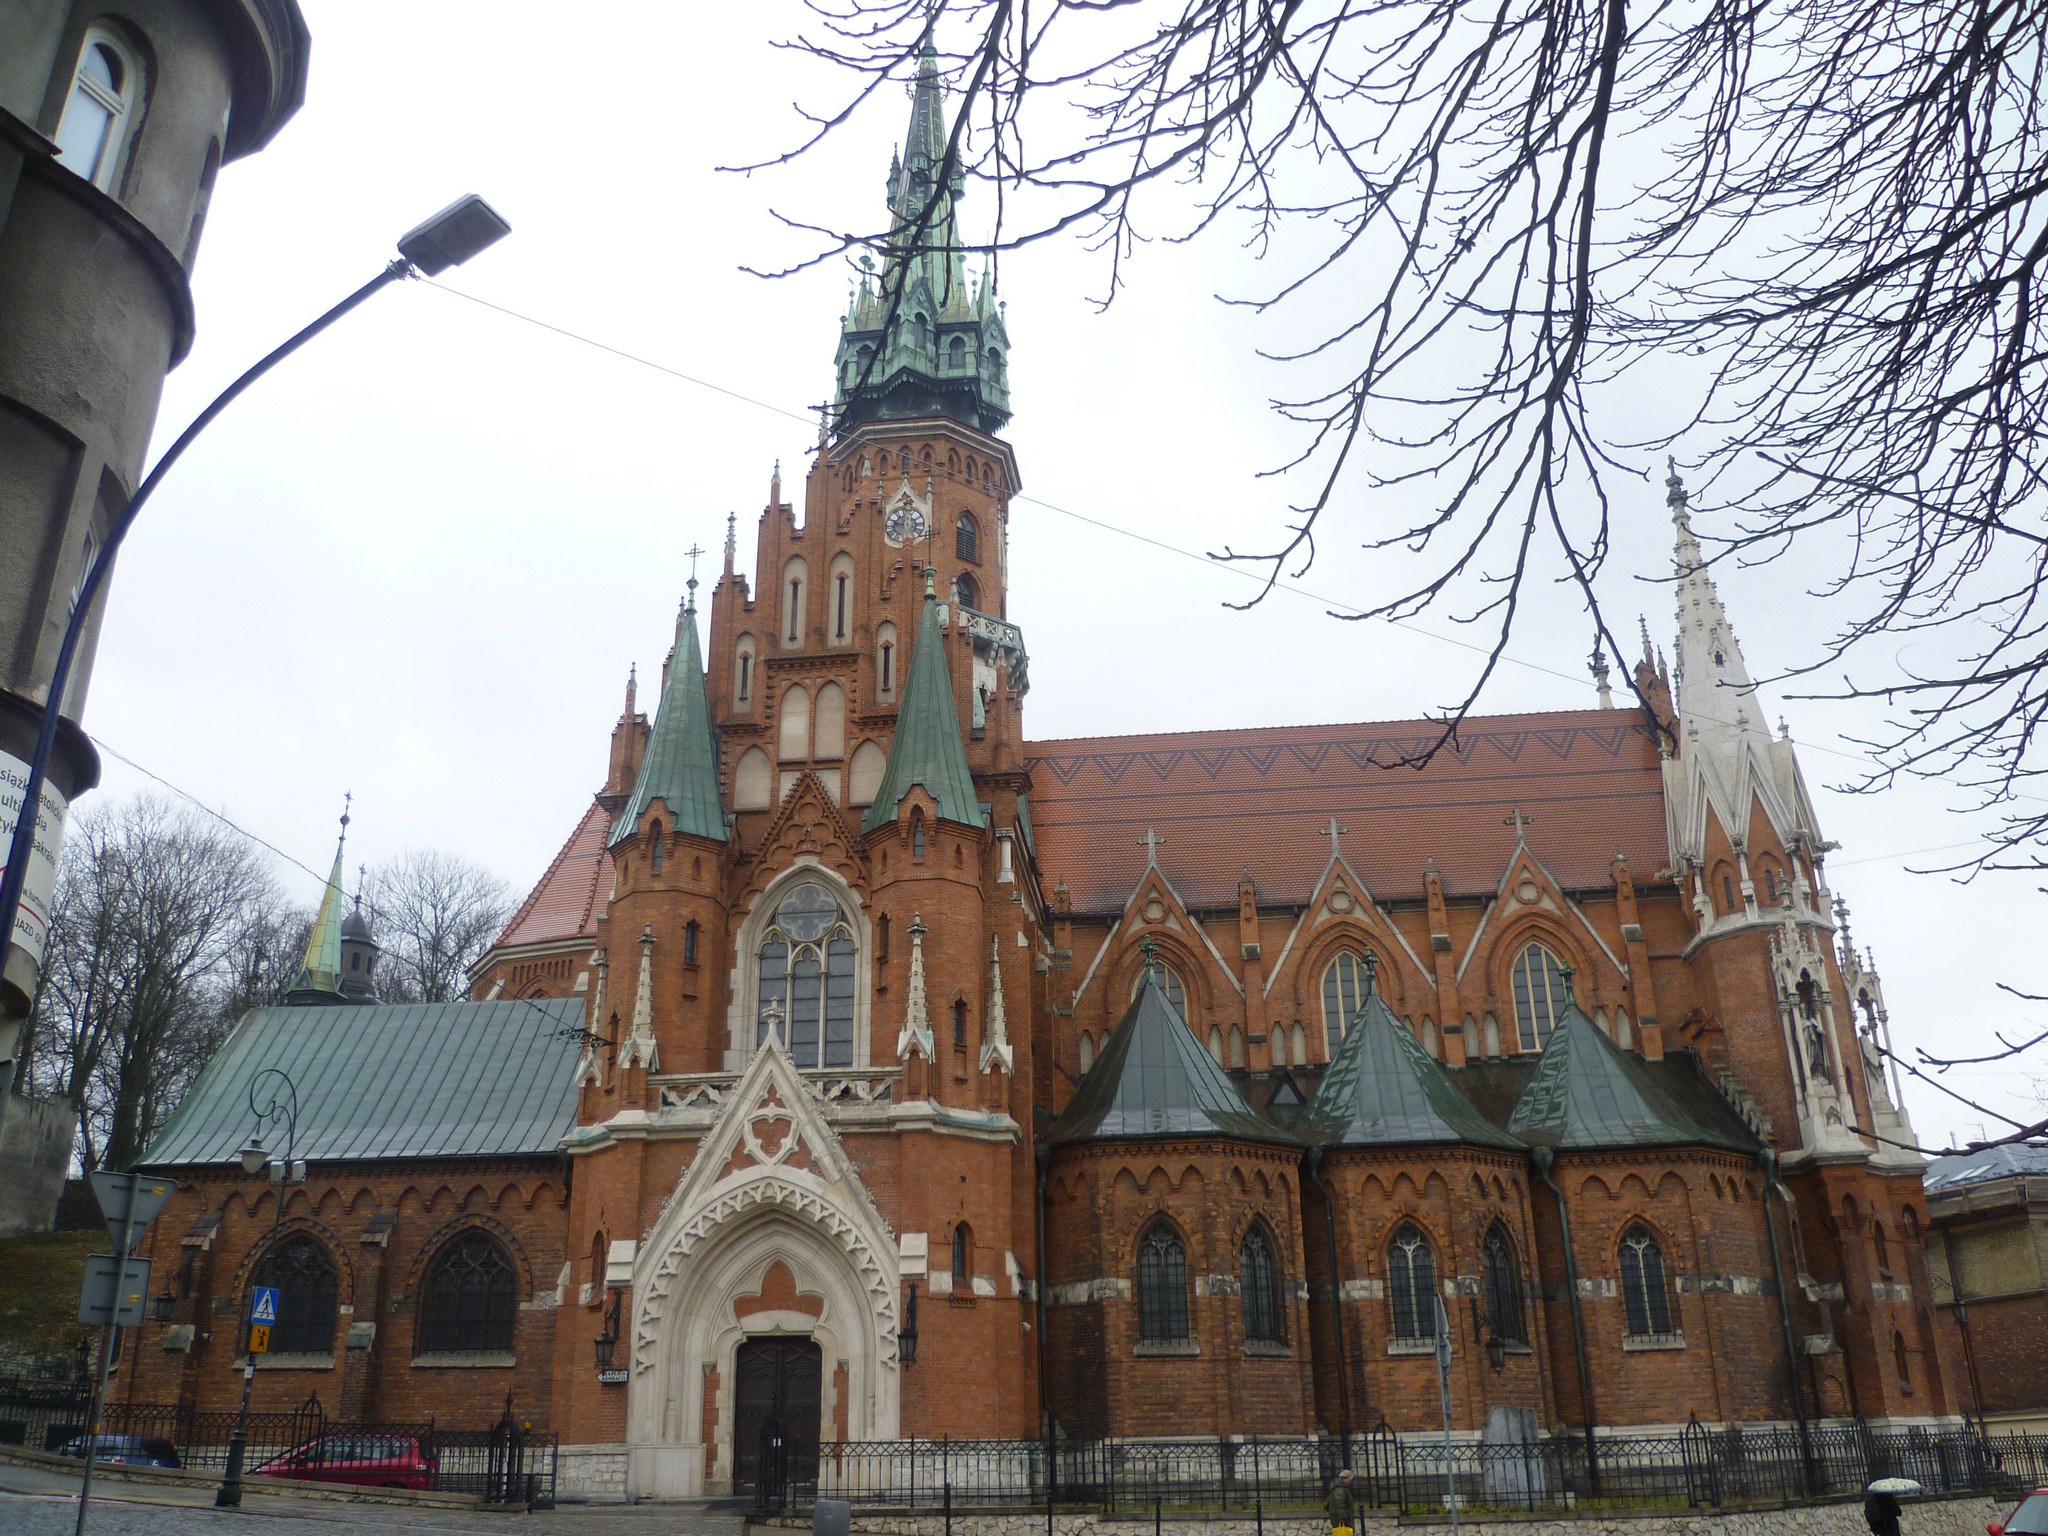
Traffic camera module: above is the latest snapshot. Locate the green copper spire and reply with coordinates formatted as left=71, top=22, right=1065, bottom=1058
left=1507, top=988, right=1756, bottom=1152
left=611, top=583, right=728, bottom=846
left=832, top=31, right=1011, bottom=436
left=288, top=801, right=351, bottom=1005
left=1303, top=971, right=1523, bottom=1151
left=860, top=579, right=982, bottom=835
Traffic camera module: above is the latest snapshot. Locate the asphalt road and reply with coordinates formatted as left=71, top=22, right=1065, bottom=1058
left=0, top=1458, right=748, bottom=1536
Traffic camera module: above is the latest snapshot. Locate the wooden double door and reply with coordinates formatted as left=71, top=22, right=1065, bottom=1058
left=732, top=1336, right=822, bottom=1495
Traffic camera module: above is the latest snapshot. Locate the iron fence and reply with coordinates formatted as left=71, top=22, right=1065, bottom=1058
left=756, top=1424, right=2048, bottom=1518
left=0, top=1379, right=556, bottom=1509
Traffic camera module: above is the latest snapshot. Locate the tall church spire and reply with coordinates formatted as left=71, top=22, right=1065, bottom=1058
left=1669, top=459, right=1765, bottom=743
left=288, top=800, right=352, bottom=1006
left=610, top=581, right=728, bottom=846
left=832, top=30, right=1012, bottom=437
left=861, top=575, right=981, bottom=834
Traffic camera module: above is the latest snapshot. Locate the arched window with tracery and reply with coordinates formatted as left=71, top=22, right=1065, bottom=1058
left=956, top=512, right=980, bottom=564
left=1482, top=1223, right=1525, bottom=1344
left=258, top=1235, right=339, bottom=1355
left=1619, top=1223, right=1675, bottom=1337
left=1321, top=950, right=1377, bottom=1049
left=1137, top=1221, right=1191, bottom=1342
left=755, top=881, right=856, bottom=1068
left=418, top=1231, right=518, bottom=1354
left=1130, top=962, right=1187, bottom=1016
left=1387, top=1224, right=1438, bottom=1341
left=1510, top=941, right=1572, bottom=1051
left=1240, top=1225, right=1283, bottom=1343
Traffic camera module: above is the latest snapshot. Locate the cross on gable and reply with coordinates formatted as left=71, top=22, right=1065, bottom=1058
left=1504, top=809, right=1535, bottom=835
left=1317, top=817, right=1349, bottom=848
left=1138, top=828, right=1166, bottom=866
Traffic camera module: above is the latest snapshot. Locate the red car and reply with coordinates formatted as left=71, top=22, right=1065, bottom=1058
left=1990, top=1490, right=2048, bottom=1536
left=252, top=1432, right=438, bottom=1490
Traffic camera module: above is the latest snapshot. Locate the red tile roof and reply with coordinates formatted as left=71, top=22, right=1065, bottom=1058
left=494, top=798, right=613, bottom=949
left=1022, top=709, right=1669, bottom=912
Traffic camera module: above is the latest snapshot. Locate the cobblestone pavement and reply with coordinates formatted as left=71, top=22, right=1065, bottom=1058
left=0, top=1459, right=748, bottom=1536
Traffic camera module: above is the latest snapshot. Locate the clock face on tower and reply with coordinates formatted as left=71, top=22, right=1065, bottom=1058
left=885, top=501, right=928, bottom=546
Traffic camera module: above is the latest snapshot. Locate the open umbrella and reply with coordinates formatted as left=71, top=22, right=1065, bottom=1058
left=1869, top=1479, right=1924, bottom=1495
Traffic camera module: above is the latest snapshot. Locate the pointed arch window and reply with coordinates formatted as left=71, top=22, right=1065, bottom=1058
left=755, top=882, right=856, bottom=1068
left=952, top=998, right=968, bottom=1050
left=1510, top=942, right=1571, bottom=1051
left=911, top=810, right=927, bottom=861
left=952, top=1223, right=973, bottom=1286
left=1388, top=1224, right=1438, bottom=1341
left=1482, top=1224, right=1525, bottom=1344
left=1619, top=1224, right=1675, bottom=1338
left=1894, top=1330, right=1912, bottom=1393
left=1129, top=963, right=1187, bottom=1015
left=418, top=1231, right=517, bottom=1354
left=953, top=571, right=979, bottom=611
left=1137, top=1221, right=1191, bottom=1342
left=1320, top=950, right=1376, bottom=1049
left=947, top=333, right=967, bottom=372
left=1240, top=1225, right=1283, bottom=1343
left=956, top=512, right=980, bottom=564
left=258, top=1236, right=338, bottom=1356
left=683, top=919, right=700, bottom=966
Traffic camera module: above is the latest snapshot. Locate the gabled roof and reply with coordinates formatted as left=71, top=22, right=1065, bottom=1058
left=1507, top=1001, right=1757, bottom=1153
left=1044, top=969, right=1298, bottom=1148
left=610, top=599, right=727, bottom=846
left=1304, top=988, right=1524, bottom=1151
left=860, top=585, right=983, bottom=834
left=491, top=798, right=612, bottom=951
left=1022, top=708, right=1668, bottom=910
left=141, top=998, right=586, bottom=1166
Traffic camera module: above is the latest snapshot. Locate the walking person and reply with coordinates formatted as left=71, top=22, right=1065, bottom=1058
left=1329, top=1467, right=1359, bottom=1536
left=1865, top=1486, right=1903, bottom=1536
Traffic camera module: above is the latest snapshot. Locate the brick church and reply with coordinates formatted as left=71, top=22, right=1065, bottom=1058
left=132, top=51, right=1962, bottom=1501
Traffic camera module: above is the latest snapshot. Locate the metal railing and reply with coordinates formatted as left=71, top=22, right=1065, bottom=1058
left=0, top=1381, right=557, bottom=1509
left=753, top=1423, right=2048, bottom=1518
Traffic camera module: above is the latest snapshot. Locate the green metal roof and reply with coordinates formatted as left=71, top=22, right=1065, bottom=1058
left=1044, top=969, right=1300, bottom=1147
left=611, top=597, right=727, bottom=847
left=140, top=997, right=586, bottom=1166
left=288, top=837, right=348, bottom=1002
left=1506, top=1002, right=1758, bottom=1153
left=1303, top=989, right=1525, bottom=1151
left=860, top=587, right=983, bottom=834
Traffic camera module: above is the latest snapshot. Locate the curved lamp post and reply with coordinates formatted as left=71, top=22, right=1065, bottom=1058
left=215, top=1066, right=302, bottom=1509
left=0, top=196, right=510, bottom=1010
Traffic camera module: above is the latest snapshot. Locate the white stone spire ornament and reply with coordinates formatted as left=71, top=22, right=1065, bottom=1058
left=619, top=924, right=661, bottom=1070
left=897, top=912, right=934, bottom=1061
left=577, top=947, right=610, bottom=1087
left=980, top=932, right=1013, bottom=1075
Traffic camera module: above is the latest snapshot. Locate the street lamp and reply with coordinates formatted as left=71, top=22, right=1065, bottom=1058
left=593, top=1288, right=623, bottom=1374
left=0, top=197, right=511, bottom=1004
left=151, top=1289, right=175, bottom=1325
left=1485, top=1332, right=1508, bottom=1375
left=216, top=1067, right=301, bottom=1509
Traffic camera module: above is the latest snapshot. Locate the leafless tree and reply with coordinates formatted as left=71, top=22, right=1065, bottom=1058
left=365, top=850, right=512, bottom=1004
left=22, top=796, right=283, bottom=1170
left=762, top=0, right=2048, bottom=863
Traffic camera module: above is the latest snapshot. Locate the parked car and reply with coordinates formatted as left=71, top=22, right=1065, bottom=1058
left=54, top=1434, right=181, bottom=1469
left=1990, top=1491, right=2048, bottom=1536
left=252, top=1433, right=437, bottom=1490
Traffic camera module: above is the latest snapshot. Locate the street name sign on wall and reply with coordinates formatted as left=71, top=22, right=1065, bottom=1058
left=77, top=1255, right=151, bottom=1327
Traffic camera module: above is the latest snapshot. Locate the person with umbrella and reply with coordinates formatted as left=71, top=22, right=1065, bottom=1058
left=1867, top=1477, right=1922, bottom=1536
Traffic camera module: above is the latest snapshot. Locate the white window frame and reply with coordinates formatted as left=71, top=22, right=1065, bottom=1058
left=54, top=30, right=141, bottom=193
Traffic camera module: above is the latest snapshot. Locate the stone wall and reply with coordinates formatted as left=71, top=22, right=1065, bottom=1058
left=556, top=1442, right=629, bottom=1502
left=0, top=1093, right=74, bottom=1237
left=769, top=1493, right=2007, bottom=1536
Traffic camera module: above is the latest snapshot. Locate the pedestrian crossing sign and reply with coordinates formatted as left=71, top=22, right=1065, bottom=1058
left=251, top=1286, right=279, bottom=1325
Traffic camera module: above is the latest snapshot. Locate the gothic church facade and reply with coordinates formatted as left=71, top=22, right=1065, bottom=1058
left=132, top=53, right=1961, bottom=1501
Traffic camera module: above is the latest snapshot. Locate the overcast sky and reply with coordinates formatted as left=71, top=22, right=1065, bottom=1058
left=78, top=0, right=2040, bottom=1148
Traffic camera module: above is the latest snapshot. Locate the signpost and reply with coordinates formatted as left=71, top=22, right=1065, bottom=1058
left=1435, top=1293, right=1459, bottom=1536
left=71, top=1170, right=175, bottom=1536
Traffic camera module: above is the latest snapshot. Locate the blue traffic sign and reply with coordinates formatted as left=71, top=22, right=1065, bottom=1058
left=250, top=1286, right=279, bottom=1325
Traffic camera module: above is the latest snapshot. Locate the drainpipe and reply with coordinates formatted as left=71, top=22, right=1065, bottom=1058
left=1306, top=1148, right=1354, bottom=1452
left=1758, top=1151, right=1817, bottom=1490
left=1533, top=1148, right=1599, bottom=1491
left=1938, top=1225, right=1988, bottom=1436
left=1034, top=1144, right=1054, bottom=1458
